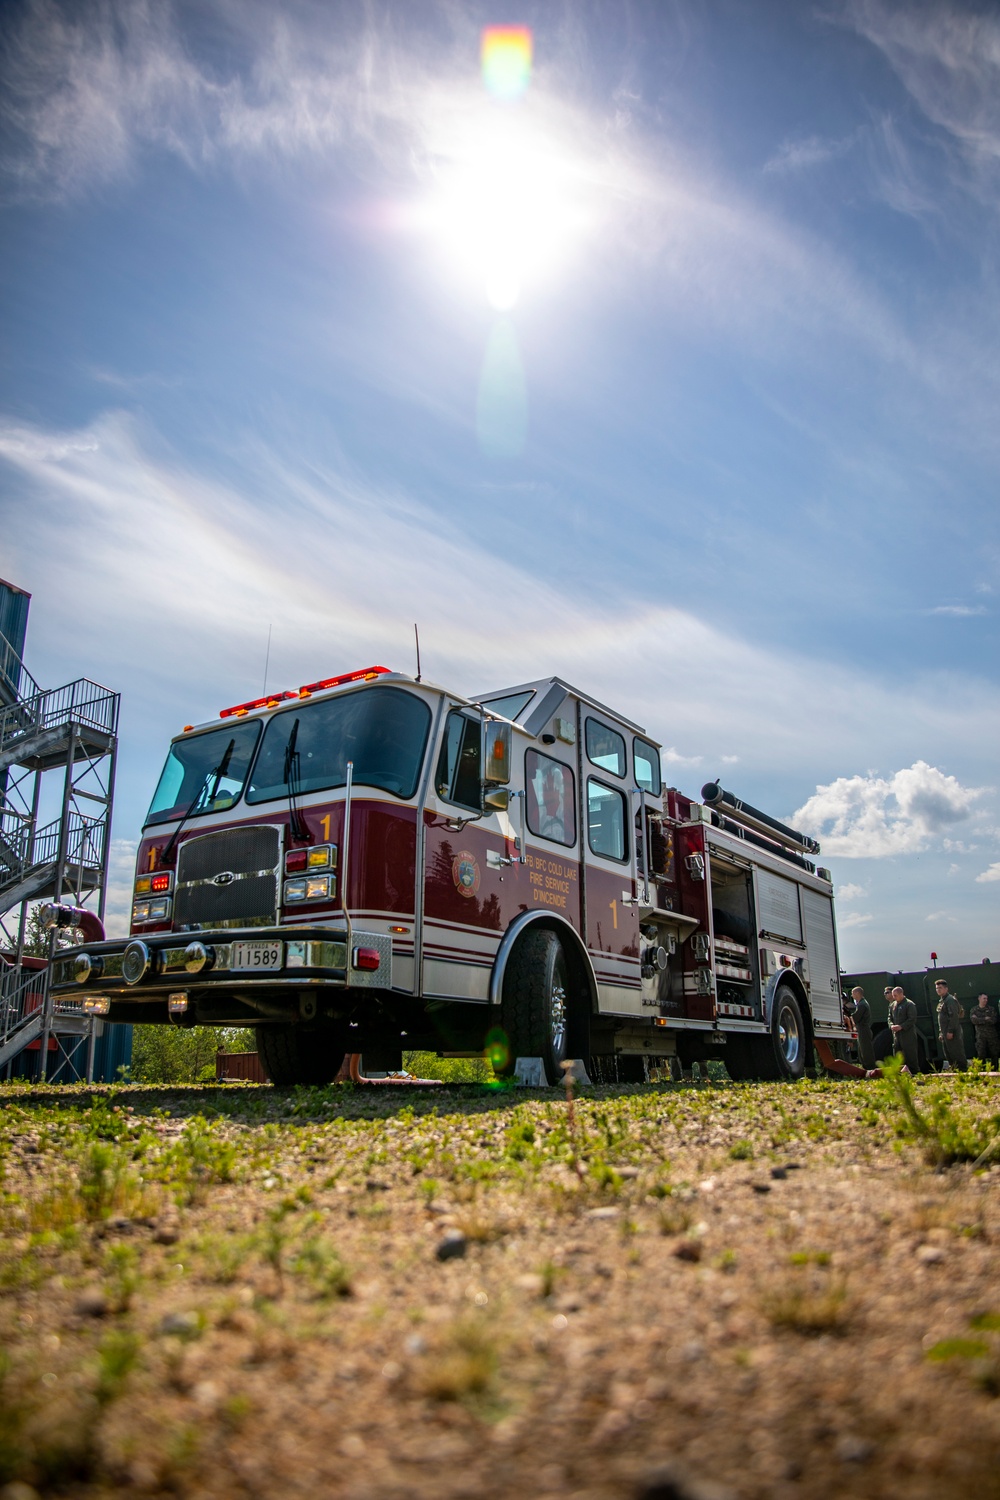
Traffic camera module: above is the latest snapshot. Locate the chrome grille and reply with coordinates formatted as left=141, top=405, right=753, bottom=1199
left=174, top=825, right=280, bottom=929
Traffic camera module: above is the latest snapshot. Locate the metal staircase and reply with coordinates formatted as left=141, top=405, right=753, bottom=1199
left=0, top=631, right=119, bottom=1078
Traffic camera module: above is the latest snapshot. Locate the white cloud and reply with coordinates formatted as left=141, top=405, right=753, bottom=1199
left=793, top=761, right=984, bottom=857
left=105, top=838, right=139, bottom=939
left=839, top=911, right=874, bottom=928
left=925, top=911, right=958, bottom=923
left=976, top=863, right=1000, bottom=884
left=930, top=604, right=988, bottom=616
left=837, top=882, right=868, bottom=901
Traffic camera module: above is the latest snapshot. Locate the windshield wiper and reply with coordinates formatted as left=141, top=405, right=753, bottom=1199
left=283, top=719, right=308, bottom=843
left=160, top=738, right=236, bottom=866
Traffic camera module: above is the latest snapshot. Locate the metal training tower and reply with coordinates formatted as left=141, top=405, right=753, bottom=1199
left=0, top=581, right=120, bottom=1080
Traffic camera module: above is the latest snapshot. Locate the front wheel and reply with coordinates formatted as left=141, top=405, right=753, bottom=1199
left=499, top=929, right=571, bottom=1085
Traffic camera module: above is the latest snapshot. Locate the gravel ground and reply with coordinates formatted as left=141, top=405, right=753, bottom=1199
left=1, top=1071, right=999, bottom=1500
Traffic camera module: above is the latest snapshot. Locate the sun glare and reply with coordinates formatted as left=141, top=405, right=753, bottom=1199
left=422, top=116, right=589, bottom=310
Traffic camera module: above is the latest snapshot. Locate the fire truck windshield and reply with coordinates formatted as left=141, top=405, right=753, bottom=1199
left=245, top=686, right=432, bottom=804
left=145, top=721, right=262, bottom=826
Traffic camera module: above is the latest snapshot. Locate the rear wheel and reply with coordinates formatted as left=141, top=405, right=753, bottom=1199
left=499, top=929, right=571, bottom=1085
left=255, top=1025, right=347, bottom=1086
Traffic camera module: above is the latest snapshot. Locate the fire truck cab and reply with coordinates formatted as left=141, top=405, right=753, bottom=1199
left=49, top=666, right=849, bottom=1084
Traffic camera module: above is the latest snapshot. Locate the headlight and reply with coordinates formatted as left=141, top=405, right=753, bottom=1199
left=132, top=900, right=151, bottom=923
left=283, top=878, right=307, bottom=903
left=305, top=875, right=332, bottom=900
left=147, top=897, right=171, bottom=921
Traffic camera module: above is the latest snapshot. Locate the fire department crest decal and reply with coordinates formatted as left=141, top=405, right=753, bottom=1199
left=452, top=850, right=481, bottom=899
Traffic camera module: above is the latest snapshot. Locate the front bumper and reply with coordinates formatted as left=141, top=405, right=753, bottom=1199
left=49, top=925, right=393, bottom=1016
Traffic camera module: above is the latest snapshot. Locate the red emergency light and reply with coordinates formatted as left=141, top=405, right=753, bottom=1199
left=219, top=691, right=297, bottom=719
left=298, top=666, right=391, bottom=696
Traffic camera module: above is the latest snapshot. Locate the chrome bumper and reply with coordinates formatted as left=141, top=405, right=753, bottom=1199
left=49, top=926, right=392, bottom=1004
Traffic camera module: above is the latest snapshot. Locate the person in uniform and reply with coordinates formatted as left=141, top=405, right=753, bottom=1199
left=889, top=986, right=919, bottom=1073
left=934, top=979, right=967, bottom=1072
left=969, top=993, right=1000, bottom=1069
left=846, top=985, right=877, bottom=1070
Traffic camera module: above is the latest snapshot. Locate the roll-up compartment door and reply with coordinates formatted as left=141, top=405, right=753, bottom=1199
left=756, top=869, right=802, bottom=943
left=801, top=887, right=841, bottom=1023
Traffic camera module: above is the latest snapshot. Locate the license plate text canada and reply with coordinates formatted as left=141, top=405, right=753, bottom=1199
left=231, top=941, right=283, bottom=971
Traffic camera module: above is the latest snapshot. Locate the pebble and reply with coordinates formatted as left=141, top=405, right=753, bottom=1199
left=153, top=1222, right=180, bottom=1246
left=916, top=1244, right=945, bottom=1264
left=634, top=1463, right=736, bottom=1500
left=75, top=1288, right=109, bottom=1318
left=436, top=1230, right=467, bottom=1262
left=834, top=1435, right=875, bottom=1464
left=159, top=1310, right=200, bottom=1337
left=585, top=1206, right=620, bottom=1219
left=405, top=1333, right=427, bottom=1355
left=770, top=1167, right=788, bottom=1180
left=751, top=1183, right=772, bottom=1195
left=673, top=1239, right=703, bottom=1263
left=0, top=1483, right=42, bottom=1500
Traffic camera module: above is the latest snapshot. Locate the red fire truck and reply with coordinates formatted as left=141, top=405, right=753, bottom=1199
left=48, top=666, right=850, bottom=1084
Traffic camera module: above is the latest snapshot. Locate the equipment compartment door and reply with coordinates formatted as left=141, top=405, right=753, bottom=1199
left=801, top=887, right=842, bottom=1025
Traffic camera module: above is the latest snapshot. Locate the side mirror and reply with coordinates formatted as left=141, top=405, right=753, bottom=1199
left=481, top=719, right=511, bottom=785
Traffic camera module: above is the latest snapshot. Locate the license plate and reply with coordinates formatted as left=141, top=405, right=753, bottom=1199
left=230, top=940, right=283, bottom=972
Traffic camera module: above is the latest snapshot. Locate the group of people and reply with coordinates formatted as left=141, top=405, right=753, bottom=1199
left=844, top=979, right=1000, bottom=1073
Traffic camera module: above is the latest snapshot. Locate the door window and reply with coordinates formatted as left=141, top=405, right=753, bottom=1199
left=525, top=750, right=576, bottom=847
left=585, top=718, right=626, bottom=778
left=435, top=710, right=481, bottom=811
left=587, top=778, right=628, bottom=862
left=633, top=737, right=661, bottom=796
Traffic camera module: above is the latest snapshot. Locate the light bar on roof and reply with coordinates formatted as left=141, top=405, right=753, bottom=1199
left=297, top=666, right=391, bottom=696
left=219, top=691, right=296, bottom=719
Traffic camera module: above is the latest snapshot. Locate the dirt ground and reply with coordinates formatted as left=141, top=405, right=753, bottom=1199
left=2, top=1070, right=1000, bottom=1500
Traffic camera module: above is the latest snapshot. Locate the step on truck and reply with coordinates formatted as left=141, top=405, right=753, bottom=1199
left=47, top=666, right=851, bottom=1084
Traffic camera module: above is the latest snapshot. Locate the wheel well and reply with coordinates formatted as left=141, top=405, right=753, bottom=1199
left=490, top=912, right=598, bottom=1015
left=767, top=973, right=814, bottom=1052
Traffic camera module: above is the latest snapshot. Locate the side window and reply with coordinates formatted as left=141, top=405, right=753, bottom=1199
left=587, top=778, right=628, bottom=862
left=585, top=718, right=626, bottom=778
left=525, top=750, right=576, bottom=847
left=435, top=710, right=481, bottom=810
left=633, top=737, right=661, bottom=795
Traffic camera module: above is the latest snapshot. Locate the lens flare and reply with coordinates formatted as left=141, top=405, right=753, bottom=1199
left=481, top=26, right=533, bottom=100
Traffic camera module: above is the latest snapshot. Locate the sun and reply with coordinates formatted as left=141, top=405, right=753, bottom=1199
left=420, top=111, right=592, bottom=310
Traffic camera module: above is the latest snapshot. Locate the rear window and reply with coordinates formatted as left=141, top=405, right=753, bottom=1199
left=586, top=718, right=626, bottom=778
left=588, top=778, right=628, bottom=862
left=633, top=737, right=661, bottom=795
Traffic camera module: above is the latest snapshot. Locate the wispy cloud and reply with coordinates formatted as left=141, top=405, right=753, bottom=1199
left=844, top=1, right=1000, bottom=167
left=839, top=911, right=873, bottom=928
left=837, top=882, right=868, bottom=901
left=763, top=132, right=854, bottom=176
left=3, top=408, right=1000, bottom=803
left=929, top=603, right=988, bottom=616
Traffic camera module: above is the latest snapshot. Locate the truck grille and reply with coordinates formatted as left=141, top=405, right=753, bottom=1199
left=174, top=825, right=280, bottom=930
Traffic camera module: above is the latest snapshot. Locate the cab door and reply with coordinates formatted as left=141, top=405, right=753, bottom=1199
left=421, top=705, right=524, bottom=1002
left=581, top=715, right=641, bottom=1012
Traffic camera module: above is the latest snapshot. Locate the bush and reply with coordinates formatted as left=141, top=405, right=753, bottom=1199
left=127, top=1026, right=255, bottom=1085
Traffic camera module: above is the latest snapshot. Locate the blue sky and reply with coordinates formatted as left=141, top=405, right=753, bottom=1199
left=1, top=0, right=997, bottom=967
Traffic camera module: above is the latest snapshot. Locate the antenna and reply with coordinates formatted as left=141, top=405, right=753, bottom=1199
left=263, top=624, right=272, bottom=695
left=414, top=623, right=422, bottom=683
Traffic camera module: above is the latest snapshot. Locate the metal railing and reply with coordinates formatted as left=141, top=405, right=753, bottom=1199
left=0, top=628, right=40, bottom=707
left=0, top=811, right=107, bottom=904
left=0, top=675, right=119, bottom=761
left=0, top=960, right=87, bottom=1065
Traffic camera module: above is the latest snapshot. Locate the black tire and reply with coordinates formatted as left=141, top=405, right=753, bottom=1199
left=255, top=1025, right=346, bottom=1086
left=499, top=929, right=571, bottom=1085
left=769, top=985, right=807, bottom=1081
